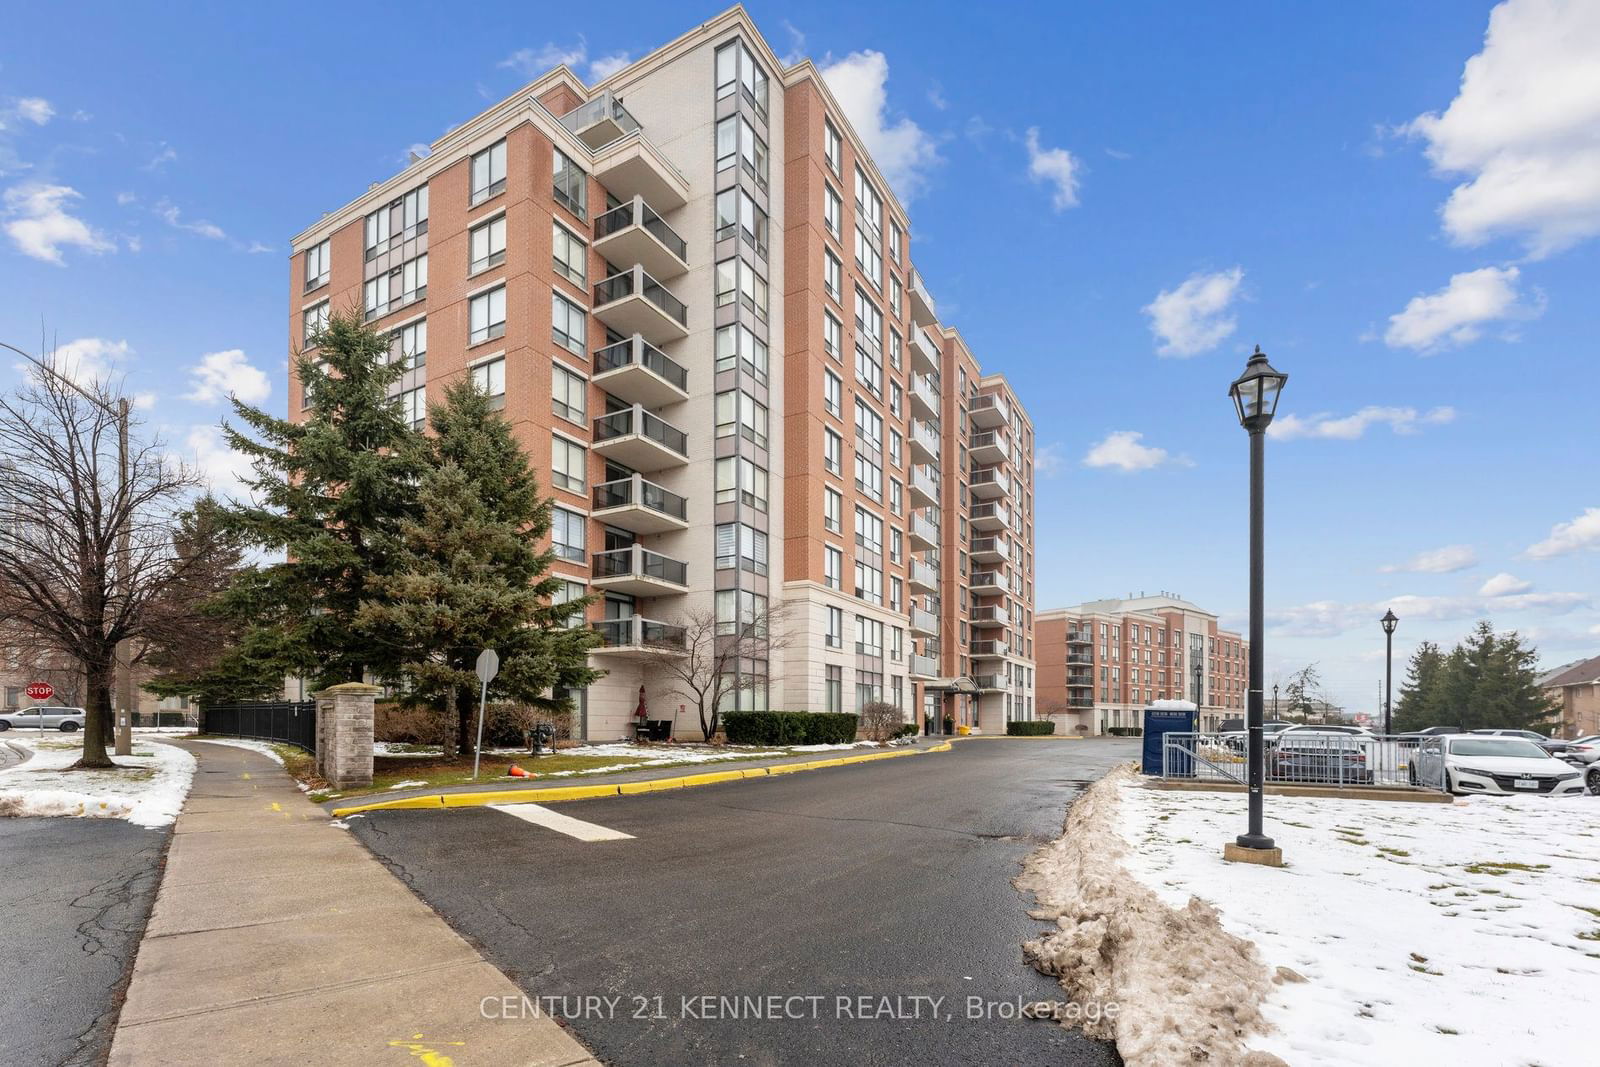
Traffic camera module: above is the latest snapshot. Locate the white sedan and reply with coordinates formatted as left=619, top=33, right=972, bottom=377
left=1415, top=735, right=1585, bottom=796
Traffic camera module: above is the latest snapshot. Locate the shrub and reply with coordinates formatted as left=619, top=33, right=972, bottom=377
left=858, top=701, right=907, bottom=742
left=1106, top=726, right=1144, bottom=737
left=893, top=723, right=920, bottom=739
left=1006, top=720, right=1056, bottom=736
left=723, top=710, right=859, bottom=746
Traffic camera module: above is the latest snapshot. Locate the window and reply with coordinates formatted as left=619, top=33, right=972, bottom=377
left=889, top=380, right=902, bottom=417
left=715, top=257, right=769, bottom=320
left=715, top=188, right=769, bottom=255
left=553, top=148, right=587, bottom=220
left=824, top=184, right=841, bottom=238
left=715, top=116, right=768, bottom=187
left=823, top=312, right=842, bottom=361
left=854, top=167, right=883, bottom=285
left=854, top=399, right=883, bottom=448
left=889, top=329, right=902, bottom=370
left=714, top=324, right=769, bottom=383
left=854, top=452, right=883, bottom=504
left=824, top=428, right=842, bottom=475
left=854, top=505, right=883, bottom=554
left=715, top=456, right=768, bottom=511
left=854, top=560, right=883, bottom=605
left=364, top=273, right=390, bottom=320
left=551, top=507, right=585, bottom=562
left=302, top=301, right=330, bottom=348
left=825, top=545, right=843, bottom=590
left=890, top=274, right=902, bottom=319
left=824, top=250, right=842, bottom=301
left=471, top=139, right=507, bottom=205
left=889, top=479, right=902, bottom=514
left=551, top=291, right=586, bottom=355
left=716, top=589, right=769, bottom=637
left=826, top=665, right=842, bottom=711
left=827, top=611, right=843, bottom=650
left=397, top=386, right=425, bottom=430
left=888, top=429, right=902, bottom=468
left=552, top=363, right=586, bottom=423
left=824, top=487, right=842, bottom=533
left=548, top=224, right=585, bottom=288
left=551, top=435, right=586, bottom=492
left=470, top=356, right=505, bottom=408
left=715, top=389, right=768, bottom=448
left=391, top=319, right=427, bottom=370
left=824, top=370, right=842, bottom=417
left=553, top=580, right=587, bottom=628
left=363, top=186, right=429, bottom=258
left=855, top=616, right=885, bottom=657
left=716, top=522, right=768, bottom=575
left=854, top=289, right=883, bottom=393
left=890, top=220, right=902, bottom=264
left=716, top=39, right=769, bottom=115
left=304, top=239, right=330, bottom=291
left=401, top=253, right=428, bottom=306
left=890, top=527, right=902, bottom=563
left=469, top=286, right=506, bottom=345
left=824, top=119, right=841, bottom=175
left=470, top=216, right=505, bottom=274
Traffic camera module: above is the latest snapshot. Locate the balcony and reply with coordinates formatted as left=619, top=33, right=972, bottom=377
left=1066, top=652, right=1094, bottom=665
left=559, top=90, right=641, bottom=150
left=1067, top=675, right=1094, bottom=688
left=909, top=373, right=940, bottom=421
left=593, top=196, right=688, bottom=280
left=970, top=570, right=1008, bottom=596
left=908, top=558, right=938, bottom=594
left=909, top=465, right=940, bottom=508
left=969, top=605, right=1007, bottom=628
left=970, top=536, right=1010, bottom=565
left=969, top=466, right=1010, bottom=500
left=909, top=653, right=939, bottom=679
left=592, top=130, right=690, bottom=211
left=969, top=429, right=1007, bottom=467
left=970, top=392, right=1011, bottom=430
left=1067, top=629, right=1094, bottom=645
left=909, top=419, right=940, bottom=464
left=590, top=545, right=688, bottom=597
left=908, top=510, right=938, bottom=551
left=592, top=405, right=688, bottom=472
left=972, top=674, right=1006, bottom=692
left=908, top=267, right=937, bottom=328
left=969, top=640, right=1008, bottom=660
left=969, top=502, right=1009, bottom=532
left=590, top=615, right=688, bottom=656
left=593, top=265, right=688, bottom=345
left=911, top=328, right=941, bottom=376
left=593, top=334, right=688, bottom=408
left=1067, top=697, right=1095, bottom=709
left=592, top=474, right=688, bottom=534
left=909, top=606, right=938, bottom=637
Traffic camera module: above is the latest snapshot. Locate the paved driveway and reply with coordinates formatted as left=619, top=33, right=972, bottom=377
left=350, top=739, right=1136, bottom=1066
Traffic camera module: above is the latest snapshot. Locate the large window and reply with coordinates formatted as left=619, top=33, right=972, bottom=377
left=471, top=356, right=505, bottom=408
left=825, top=545, right=842, bottom=590
left=715, top=39, right=769, bottom=116
left=714, top=324, right=769, bottom=383
left=824, top=370, right=842, bottom=417
left=715, top=188, right=769, bottom=255
left=827, top=612, right=843, bottom=650
left=826, top=665, right=842, bottom=711
left=551, top=291, right=586, bottom=355
left=304, top=239, right=330, bottom=292
left=469, top=216, right=506, bottom=274
left=302, top=301, right=329, bottom=348
left=553, top=148, right=587, bottom=220
left=824, top=119, right=841, bottom=176
left=824, top=428, right=842, bottom=475
left=716, top=589, right=768, bottom=638
left=715, top=257, right=768, bottom=320
left=824, top=250, right=841, bottom=302
left=854, top=505, right=883, bottom=555
left=854, top=398, right=883, bottom=448
left=553, top=580, right=587, bottom=629
left=823, top=311, right=842, bottom=361
left=854, top=167, right=883, bottom=286
left=551, top=507, right=586, bottom=562
left=469, top=285, right=506, bottom=345
left=551, top=362, right=586, bottom=423
left=824, top=184, right=841, bottom=238
left=552, top=222, right=586, bottom=286
left=854, top=289, right=883, bottom=395
left=855, top=453, right=882, bottom=503
left=551, top=435, right=586, bottom=492
left=715, top=115, right=768, bottom=187
left=854, top=560, right=883, bottom=605
left=715, top=523, right=768, bottom=575
left=390, top=319, right=426, bottom=370
left=363, top=185, right=428, bottom=258
left=397, top=386, right=425, bottom=430
left=471, top=140, right=506, bottom=205
left=824, top=487, right=842, bottom=533
left=715, top=456, right=769, bottom=511
left=715, top=389, right=768, bottom=449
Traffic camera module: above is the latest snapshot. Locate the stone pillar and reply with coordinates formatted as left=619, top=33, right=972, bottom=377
left=312, top=683, right=380, bottom=789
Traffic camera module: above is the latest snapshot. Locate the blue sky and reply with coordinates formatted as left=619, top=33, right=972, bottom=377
left=2, top=1, right=1596, bottom=714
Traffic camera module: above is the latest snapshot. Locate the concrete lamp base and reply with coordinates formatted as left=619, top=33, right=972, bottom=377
left=1223, top=842, right=1285, bottom=868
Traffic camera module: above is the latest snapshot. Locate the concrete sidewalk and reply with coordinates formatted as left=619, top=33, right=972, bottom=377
left=109, top=740, right=599, bottom=1067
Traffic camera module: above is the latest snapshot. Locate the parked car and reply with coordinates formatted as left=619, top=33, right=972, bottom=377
left=1415, top=735, right=1585, bottom=795
left=1587, top=762, right=1600, bottom=796
left=1270, top=727, right=1374, bottom=784
left=1221, top=721, right=1296, bottom=752
left=1558, top=735, right=1600, bottom=767
left=1470, top=728, right=1570, bottom=757
left=0, top=706, right=87, bottom=732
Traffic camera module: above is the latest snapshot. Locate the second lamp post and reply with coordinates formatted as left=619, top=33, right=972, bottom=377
left=1381, top=610, right=1398, bottom=735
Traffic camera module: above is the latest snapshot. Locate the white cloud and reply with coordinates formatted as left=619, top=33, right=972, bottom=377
left=13, top=97, right=53, bottom=125
left=2, top=183, right=114, bottom=265
left=1270, top=405, right=1456, bottom=441
left=1035, top=442, right=1067, bottom=478
left=115, top=191, right=137, bottom=206
left=141, top=143, right=177, bottom=172
left=1480, top=572, right=1533, bottom=597
left=1383, top=265, right=1538, bottom=351
left=34, top=337, right=133, bottom=391
left=154, top=198, right=225, bottom=241
left=1082, top=430, right=1190, bottom=474
left=587, top=53, right=631, bottom=82
left=185, top=349, right=271, bottom=406
left=1023, top=127, right=1081, bottom=211
left=498, top=40, right=589, bottom=78
left=820, top=50, right=941, bottom=203
left=927, top=83, right=948, bottom=111
left=1380, top=544, right=1479, bottom=574
left=778, top=20, right=807, bottom=67
left=245, top=241, right=273, bottom=254
left=1403, top=0, right=1600, bottom=257
left=1271, top=589, right=1590, bottom=638
left=185, top=425, right=255, bottom=501
left=1525, top=506, right=1600, bottom=560
left=1142, top=267, right=1245, bottom=357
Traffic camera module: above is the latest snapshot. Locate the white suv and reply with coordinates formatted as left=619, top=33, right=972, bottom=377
left=0, top=706, right=87, bottom=732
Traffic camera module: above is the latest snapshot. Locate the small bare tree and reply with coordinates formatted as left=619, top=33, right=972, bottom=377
left=0, top=347, right=205, bottom=768
left=641, top=603, right=791, bottom=741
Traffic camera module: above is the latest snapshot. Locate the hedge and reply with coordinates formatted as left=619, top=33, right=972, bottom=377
left=1106, top=726, right=1144, bottom=737
left=1006, top=720, right=1056, bottom=736
left=723, top=710, right=859, bottom=746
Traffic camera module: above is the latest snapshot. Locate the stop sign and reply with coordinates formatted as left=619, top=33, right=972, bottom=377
left=25, top=681, right=53, bottom=702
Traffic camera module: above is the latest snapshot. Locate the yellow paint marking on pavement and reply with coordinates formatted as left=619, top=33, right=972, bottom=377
left=387, top=1034, right=465, bottom=1066
left=240, top=772, right=251, bottom=780
left=270, top=802, right=282, bottom=812
left=488, top=803, right=635, bottom=841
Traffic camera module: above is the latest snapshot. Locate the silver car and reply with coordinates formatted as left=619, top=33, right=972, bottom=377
left=0, top=706, right=87, bottom=732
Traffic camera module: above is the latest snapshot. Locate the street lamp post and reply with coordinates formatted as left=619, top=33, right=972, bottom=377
left=1381, top=610, right=1398, bottom=735
left=1272, top=683, right=1279, bottom=719
left=1228, top=346, right=1287, bottom=858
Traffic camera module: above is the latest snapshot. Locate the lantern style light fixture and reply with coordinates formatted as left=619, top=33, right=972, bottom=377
left=1229, top=346, right=1289, bottom=432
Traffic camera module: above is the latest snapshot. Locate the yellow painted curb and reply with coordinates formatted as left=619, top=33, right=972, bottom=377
left=443, top=784, right=621, bottom=807
left=619, top=777, right=687, bottom=795
left=331, top=794, right=444, bottom=815
left=677, top=769, right=748, bottom=788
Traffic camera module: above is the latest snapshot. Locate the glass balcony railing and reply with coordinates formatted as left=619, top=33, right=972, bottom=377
left=909, top=559, right=938, bottom=588
left=910, top=511, right=938, bottom=545
left=909, top=654, right=939, bottom=677
left=591, top=545, right=688, bottom=587
left=591, top=474, right=687, bottom=521
left=559, top=91, right=641, bottom=146
left=909, top=606, right=938, bottom=633
left=591, top=615, right=687, bottom=651
left=594, top=197, right=688, bottom=263
left=593, top=334, right=688, bottom=392
left=911, top=465, right=940, bottom=501
left=594, top=266, right=688, bottom=327
left=593, top=405, right=688, bottom=457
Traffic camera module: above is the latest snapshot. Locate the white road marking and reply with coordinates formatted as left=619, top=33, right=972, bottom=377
left=488, top=803, right=635, bottom=842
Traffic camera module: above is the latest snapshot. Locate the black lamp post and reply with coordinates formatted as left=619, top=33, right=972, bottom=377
left=1272, top=683, right=1279, bottom=719
left=1381, top=610, right=1398, bottom=735
left=1229, top=346, right=1287, bottom=854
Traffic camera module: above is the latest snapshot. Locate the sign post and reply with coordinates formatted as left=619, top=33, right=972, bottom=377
left=471, top=649, right=500, bottom=780
left=25, top=682, right=52, bottom=733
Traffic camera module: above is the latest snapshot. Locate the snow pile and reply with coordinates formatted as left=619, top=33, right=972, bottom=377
left=1019, top=763, right=1283, bottom=1066
left=388, top=779, right=427, bottom=790
left=1120, top=781, right=1600, bottom=1065
left=0, top=739, right=196, bottom=828
left=790, top=741, right=882, bottom=752
left=190, top=737, right=287, bottom=764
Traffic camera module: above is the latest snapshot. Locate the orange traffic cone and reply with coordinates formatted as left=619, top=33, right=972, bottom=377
left=508, top=764, right=533, bottom=778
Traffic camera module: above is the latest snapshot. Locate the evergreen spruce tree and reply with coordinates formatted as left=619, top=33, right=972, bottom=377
left=357, top=380, right=600, bottom=756
left=1392, top=641, right=1444, bottom=732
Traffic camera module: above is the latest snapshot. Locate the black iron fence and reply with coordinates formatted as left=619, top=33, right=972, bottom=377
left=202, top=701, right=317, bottom=753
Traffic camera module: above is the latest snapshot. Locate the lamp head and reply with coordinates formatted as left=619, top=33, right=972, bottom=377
left=1229, top=345, right=1288, bottom=433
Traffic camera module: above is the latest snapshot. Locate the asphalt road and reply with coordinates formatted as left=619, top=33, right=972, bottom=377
left=0, top=817, right=169, bottom=1067
left=350, top=738, right=1136, bottom=1066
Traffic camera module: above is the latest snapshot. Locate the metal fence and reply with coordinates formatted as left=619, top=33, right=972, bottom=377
left=201, top=702, right=317, bottom=754
left=1160, top=732, right=1447, bottom=791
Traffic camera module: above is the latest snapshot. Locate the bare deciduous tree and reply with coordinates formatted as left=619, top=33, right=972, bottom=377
left=0, top=350, right=205, bottom=768
left=641, top=603, right=791, bottom=741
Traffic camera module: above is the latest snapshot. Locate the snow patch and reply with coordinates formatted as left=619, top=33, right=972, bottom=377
left=189, top=737, right=287, bottom=764
left=0, top=739, right=196, bottom=828
left=387, top=779, right=428, bottom=790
